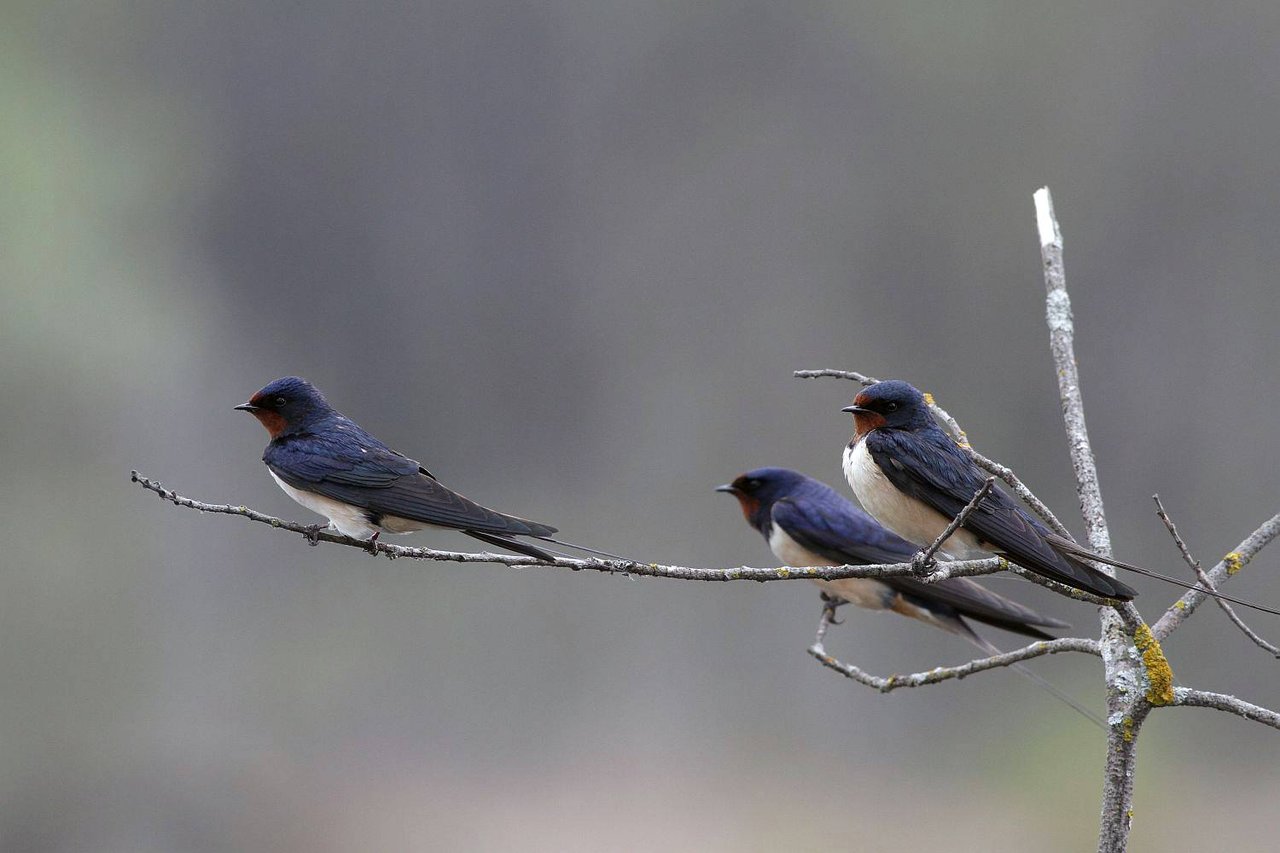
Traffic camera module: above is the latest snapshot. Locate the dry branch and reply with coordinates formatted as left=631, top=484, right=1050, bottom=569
left=807, top=604, right=1100, bottom=691
left=129, top=470, right=1011, bottom=584
left=1153, top=495, right=1279, bottom=657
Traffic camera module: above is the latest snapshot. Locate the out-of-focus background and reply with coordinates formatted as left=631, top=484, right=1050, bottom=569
left=4, top=2, right=1278, bottom=850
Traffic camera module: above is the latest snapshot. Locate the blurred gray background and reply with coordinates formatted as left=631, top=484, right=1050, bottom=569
left=4, top=1, right=1278, bottom=850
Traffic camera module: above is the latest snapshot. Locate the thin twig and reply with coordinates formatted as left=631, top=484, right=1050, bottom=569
left=1151, top=494, right=1200, bottom=573
left=795, top=369, right=1071, bottom=537
left=1152, top=512, right=1280, bottom=641
left=989, top=561, right=1125, bottom=607
left=130, top=471, right=1011, bottom=583
left=793, top=368, right=878, bottom=385
left=1171, top=688, right=1280, bottom=731
left=967, top=450, right=1072, bottom=538
left=912, top=478, right=995, bottom=578
left=808, top=605, right=1100, bottom=692
left=1153, top=495, right=1279, bottom=657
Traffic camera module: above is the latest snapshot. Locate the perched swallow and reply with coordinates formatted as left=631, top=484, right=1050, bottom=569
left=841, top=380, right=1138, bottom=600
left=716, top=467, right=1070, bottom=642
left=237, top=376, right=595, bottom=561
left=718, top=467, right=1103, bottom=725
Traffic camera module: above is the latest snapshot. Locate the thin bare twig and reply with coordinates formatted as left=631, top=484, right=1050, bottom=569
left=795, top=369, right=1071, bottom=537
left=1153, top=495, right=1279, bottom=657
left=1152, top=512, right=1280, bottom=641
left=1151, top=494, right=1200, bottom=573
left=912, top=478, right=995, bottom=578
left=989, top=562, right=1125, bottom=607
left=967, top=450, right=1072, bottom=538
left=807, top=605, right=1100, bottom=692
left=1171, top=687, right=1280, bottom=731
left=792, top=368, right=878, bottom=385
left=130, top=470, right=1013, bottom=583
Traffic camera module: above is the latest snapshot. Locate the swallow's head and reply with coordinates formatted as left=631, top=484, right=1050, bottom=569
left=842, top=380, right=930, bottom=437
left=716, top=467, right=807, bottom=531
left=236, top=376, right=333, bottom=438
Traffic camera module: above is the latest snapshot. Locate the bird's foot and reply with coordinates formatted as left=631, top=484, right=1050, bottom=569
left=910, top=550, right=937, bottom=578
left=820, top=592, right=848, bottom=625
left=364, top=531, right=381, bottom=556
left=304, top=524, right=325, bottom=546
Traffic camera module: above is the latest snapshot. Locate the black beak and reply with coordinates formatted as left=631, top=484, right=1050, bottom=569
left=234, top=402, right=260, bottom=412
left=714, top=484, right=738, bottom=494
left=842, top=404, right=871, bottom=415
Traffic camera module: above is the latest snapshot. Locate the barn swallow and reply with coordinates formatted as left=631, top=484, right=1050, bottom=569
left=718, top=467, right=1102, bottom=725
left=236, top=376, right=609, bottom=561
left=839, top=381, right=1280, bottom=615
left=840, top=380, right=1141, bottom=599
left=716, top=468, right=1070, bottom=641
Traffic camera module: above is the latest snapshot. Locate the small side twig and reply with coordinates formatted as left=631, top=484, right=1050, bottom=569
left=1152, top=512, right=1280, bottom=641
left=1153, top=495, right=1279, bottom=658
left=808, top=604, right=1100, bottom=692
left=912, top=478, right=995, bottom=578
left=1171, top=688, right=1280, bottom=731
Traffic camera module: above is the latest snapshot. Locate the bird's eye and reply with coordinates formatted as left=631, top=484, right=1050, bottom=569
left=885, top=402, right=899, bottom=413
left=746, top=479, right=760, bottom=490
left=274, top=396, right=287, bottom=408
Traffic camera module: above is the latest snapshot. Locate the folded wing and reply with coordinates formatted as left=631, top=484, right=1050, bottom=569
left=771, top=496, right=1069, bottom=639
left=865, top=430, right=1135, bottom=600
left=265, top=430, right=557, bottom=537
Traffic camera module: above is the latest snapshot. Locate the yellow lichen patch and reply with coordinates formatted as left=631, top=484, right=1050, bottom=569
left=1174, top=600, right=1187, bottom=611
left=923, top=392, right=936, bottom=406
left=777, top=567, right=791, bottom=579
left=1133, top=623, right=1175, bottom=706
left=1121, top=716, right=1134, bottom=742
left=1223, top=551, right=1245, bottom=575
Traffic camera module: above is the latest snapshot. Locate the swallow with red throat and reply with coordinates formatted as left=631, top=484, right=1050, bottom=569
left=718, top=467, right=1102, bottom=724
left=841, top=380, right=1280, bottom=616
left=717, top=467, right=1071, bottom=641
left=237, top=376, right=616, bottom=561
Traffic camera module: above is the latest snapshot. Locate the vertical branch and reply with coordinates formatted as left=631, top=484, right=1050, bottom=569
left=1034, top=188, right=1146, bottom=853
left=1036, top=187, right=1111, bottom=560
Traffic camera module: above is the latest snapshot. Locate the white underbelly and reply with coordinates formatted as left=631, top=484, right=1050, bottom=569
left=768, top=524, right=893, bottom=610
left=269, top=471, right=382, bottom=539
left=842, top=439, right=985, bottom=557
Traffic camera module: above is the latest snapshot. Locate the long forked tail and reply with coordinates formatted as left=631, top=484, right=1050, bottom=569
left=534, top=535, right=632, bottom=562
left=464, top=531, right=635, bottom=563
left=1046, top=534, right=1280, bottom=617
left=960, top=626, right=1106, bottom=730
left=465, top=530, right=561, bottom=561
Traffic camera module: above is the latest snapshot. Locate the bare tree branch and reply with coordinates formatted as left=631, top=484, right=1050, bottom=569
left=1034, top=187, right=1152, bottom=853
left=1152, top=512, right=1280, bottom=641
left=807, top=604, right=1100, bottom=691
left=792, top=368, right=878, bottom=385
left=795, top=369, right=1071, bottom=537
left=1153, top=495, right=1280, bottom=657
left=912, top=478, right=994, bottom=578
left=130, top=470, right=1015, bottom=584
left=1152, top=494, right=1202, bottom=573
left=1171, top=688, right=1280, bottom=731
